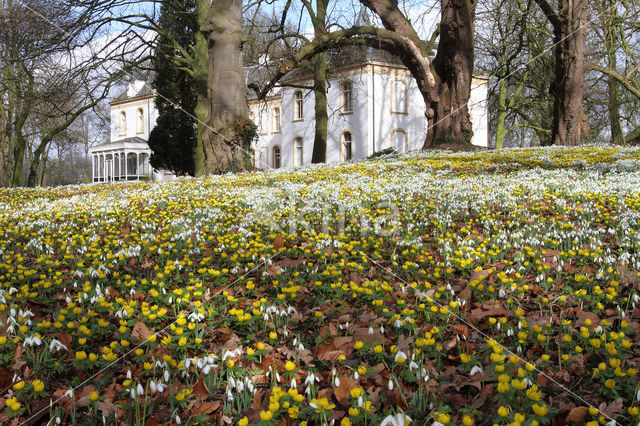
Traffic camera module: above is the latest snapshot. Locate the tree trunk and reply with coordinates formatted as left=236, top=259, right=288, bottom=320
left=535, top=0, right=586, bottom=146
left=197, top=0, right=249, bottom=176
left=361, top=0, right=476, bottom=148
left=603, top=3, right=623, bottom=145
left=427, top=0, right=476, bottom=147
left=495, top=78, right=508, bottom=149
left=309, top=0, right=329, bottom=163
left=311, top=53, right=329, bottom=163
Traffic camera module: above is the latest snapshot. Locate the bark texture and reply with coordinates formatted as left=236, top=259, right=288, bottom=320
left=197, top=0, right=249, bottom=176
left=534, top=0, right=587, bottom=146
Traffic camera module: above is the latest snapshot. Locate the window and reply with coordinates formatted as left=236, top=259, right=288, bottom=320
left=272, top=145, right=281, bottom=168
left=342, top=131, right=353, bottom=162
left=119, top=111, right=127, bottom=135
left=293, top=91, right=304, bottom=121
left=136, top=108, right=144, bottom=133
left=391, top=79, right=407, bottom=114
left=294, top=137, right=303, bottom=166
left=341, top=80, right=353, bottom=113
left=259, top=108, right=268, bottom=134
left=392, top=129, right=408, bottom=153
left=272, top=107, right=281, bottom=133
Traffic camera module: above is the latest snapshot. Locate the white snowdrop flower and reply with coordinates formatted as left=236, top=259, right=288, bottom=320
left=498, top=288, right=506, bottom=298
left=298, top=343, right=304, bottom=351
left=310, top=401, right=318, bottom=410
left=524, top=378, right=533, bottom=386
left=605, top=421, right=616, bottom=426
left=409, top=361, right=419, bottom=371
left=237, top=381, right=245, bottom=392
left=394, top=319, right=403, bottom=328
left=354, top=371, right=359, bottom=380
left=23, top=335, right=42, bottom=347
left=470, top=366, right=483, bottom=375
left=358, top=396, right=363, bottom=407
left=637, top=388, right=640, bottom=402
left=49, top=339, right=67, bottom=353
left=202, top=365, right=211, bottom=375
left=596, top=326, right=603, bottom=334
left=226, top=389, right=234, bottom=401
left=394, top=351, right=407, bottom=363
left=275, top=372, right=281, bottom=382
left=149, top=381, right=157, bottom=393
left=130, top=389, right=136, bottom=399
left=291, top=378, right=297, bottom=389
left=368, top=326, right=374, bottom=335
left=507, top=329, right=514, bottom=337
left=497, top=322, right=501, bottom=330
left=388, top=380, right=394, bottom=390
left=137, top=383, right=144, bottom=396
left=126, top=370, right=132, bottom=380
left=56, top=417, right=61, bottom=424
left=65, top=389, right=74, bottom=399
left=175, top=415, right=181, bottom=424
left=380, top=413, right=412, bottom=426
left=380, top=326, right=384, bottom=334
left=334, top=376, right=340, bottom=387
left=164, top=370, right=170, bottom=382
left=228, top=376, right=236, bottom=389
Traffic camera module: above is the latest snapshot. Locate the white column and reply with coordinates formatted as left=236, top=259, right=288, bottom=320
left=136, top=152, right=140, bottom=179
left=124, top=150, right=128, bottom=180
left=91, top=154, right=95, bottom=183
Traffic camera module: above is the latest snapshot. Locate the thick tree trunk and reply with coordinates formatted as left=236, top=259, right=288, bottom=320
left=361, top=0, right=476, bottom=148
left=311, top=53, right=328, bottom=163
left=604, top=5, right=623, bottom=145
left=197, top=0, right=249, bottom=176
left=427, top=0, right=476, bottom=147
left=310, top=0, right=329, bottom=163
left=535, top=0, right=586, bottom=146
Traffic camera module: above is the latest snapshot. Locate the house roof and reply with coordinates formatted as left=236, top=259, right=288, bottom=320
left=90, top=137, right=151, bottom=153
left=110, top=80, right=155, bottom=105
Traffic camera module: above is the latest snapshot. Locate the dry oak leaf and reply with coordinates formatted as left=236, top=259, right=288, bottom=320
left=132, top=321, right=151, bottom=341
left=194, top=400, right=221, bottom=416
left=333, top=375, right=358, bottom=406
left=565, top=406, right=588, bottom=424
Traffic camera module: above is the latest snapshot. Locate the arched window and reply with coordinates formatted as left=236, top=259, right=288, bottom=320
left=119, top=111, right=127, bottom=135
left=341, top=80, right=353, bottom=113
left=391, top=79, right=407, bottom=114
left=294, top=137, right=303, bottom=166
left=392, top=129, right=408, bottom=153
left=293, top=91, right=304, bottom=121
left=272, top=145, right=281, bottom=168
left=136, top=108, right=144, bottom=133
left=272, top=106, right=281, bottom=133
left=341, top=131, right=353, bottom=162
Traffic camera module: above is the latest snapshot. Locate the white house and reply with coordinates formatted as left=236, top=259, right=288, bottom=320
left=249, top=47, right=489, bottom=169
left=89, top=80, right=173, bottom=183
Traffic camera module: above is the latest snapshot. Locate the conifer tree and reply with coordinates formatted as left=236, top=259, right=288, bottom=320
left=148, top=0, right=197, bottom=175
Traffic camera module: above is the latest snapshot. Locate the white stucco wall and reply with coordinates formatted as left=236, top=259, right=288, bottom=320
left=110, top=95, right=157, bottom=142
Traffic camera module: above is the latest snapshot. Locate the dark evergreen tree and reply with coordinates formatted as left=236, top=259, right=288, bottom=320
left=148, top=0, right=197, bottom=176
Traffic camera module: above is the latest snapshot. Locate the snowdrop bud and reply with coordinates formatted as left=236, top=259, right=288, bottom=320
left=126, top=370, right=132, bottom=380
left=380, top=326, right=384, bottom=334
left=358, top=396, right=363, bottom=407
left=354, top=371, right=359, bottom=380
left=149, top=381, right=157, bottom=393
left=202, top=365, right=210, bottom=375
left=368, top=327, right=374, bottom=335
left=130, top=389, right=136, bottom=399
left=137, top=383, right=144, bottom=396
left=388, top=380, right=394, bottom=390
left=175, top=415, right=181, bottom=424
left=276, top=372, right=281, bottom=382
left=637, top=388, right=640, bottom=402
left=334, top=377, right=340, bottom=387
left=470, top=366, right=483, bottom=375
left=56, top=418, right=61, bottom=425
left=291, top=378, right=297, bottom=389
left=164, top=370, right=170, bottom=382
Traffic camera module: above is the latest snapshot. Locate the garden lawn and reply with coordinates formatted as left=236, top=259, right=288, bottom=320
left=1, top=146, right=640, bottom=425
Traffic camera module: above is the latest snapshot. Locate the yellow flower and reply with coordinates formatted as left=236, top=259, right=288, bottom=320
left=288, top=406, right=299, bottom=419
left=341, top=418, right=352, bottom=426
left=259, top=410, right=273, bottom=421
left=269, top=331, right=277, bottom=340
left=6, top=396, right=20, bottom=411
left=497, top=406, right=510, bottom=417
left=13, top=380, right=25, bottom=391
left=354, top=341, right=364, bottom=350
left=462, top=415, right=474, bottom=425
left=285, top=360, right=296, bottom=371
left=256, top=342, right=265, bottom=351
left=604, top=379, right=615, bottom=389
left=238, top=417, right=249, bottom=426
left=90, top=391, right=99, bottom=401
left=75, top=351, right=87, bottom=360
left=373, top=344, right=383, bottom=353
left=532, top=403, right=548, bottom=416
left=460, top=353, right=471, bottom=363
left=226, top=359, right=235, bottom=368
left=32, top=379, right=45, bottom=393
left=436, top=413, right=451, bottom=424
left=310, top=397, right=335, bottom=413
